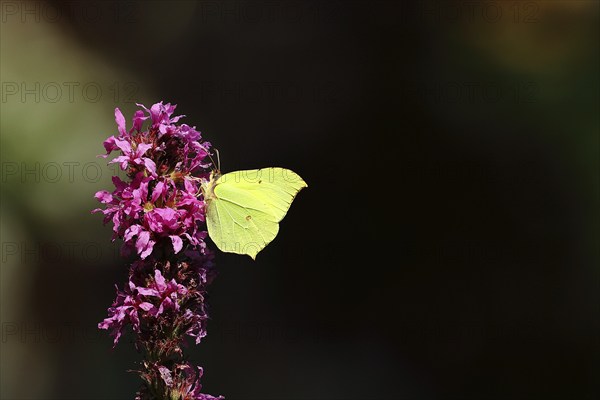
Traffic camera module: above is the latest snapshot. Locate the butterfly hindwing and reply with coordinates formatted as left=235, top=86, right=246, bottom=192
left=207, top=194, right=278, bottom=259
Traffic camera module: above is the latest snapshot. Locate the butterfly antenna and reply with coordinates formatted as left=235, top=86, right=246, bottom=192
left=202, top=144, right=220, bottom=173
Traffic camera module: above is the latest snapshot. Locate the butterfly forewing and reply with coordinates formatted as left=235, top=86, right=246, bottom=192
left=216, top=168, right=307, bottom=222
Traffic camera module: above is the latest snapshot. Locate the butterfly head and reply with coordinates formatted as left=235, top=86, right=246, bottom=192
left=198, top=147, right=222, bottom=200
left=210, top=169, right=221, bottom=180
left=200, top=169, right=221, bottom=201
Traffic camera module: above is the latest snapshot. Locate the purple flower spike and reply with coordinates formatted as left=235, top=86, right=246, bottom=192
left=96, top=102, right=222, bottom=399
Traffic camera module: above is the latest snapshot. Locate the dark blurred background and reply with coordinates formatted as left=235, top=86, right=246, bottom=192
left=1, top=1, right=598, bottom=399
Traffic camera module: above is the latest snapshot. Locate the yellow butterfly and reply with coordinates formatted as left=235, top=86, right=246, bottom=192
left=201, top=167, right=307, bottom=259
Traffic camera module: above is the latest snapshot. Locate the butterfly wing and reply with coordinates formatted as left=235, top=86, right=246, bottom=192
left=205, top=167, right=307, bottom=259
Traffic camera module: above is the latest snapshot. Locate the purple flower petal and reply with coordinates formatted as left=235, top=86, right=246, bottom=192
left=170, top=235, right=183, bottom=253
left=124, top=224, right=142, bottom=243
left=94, top=190, right=113, bottom=203
left=139, top=239, right=155, bottom=259
left=136, top=287, right=159, bottom=297
left=131, top=110, right=148, bottom=132
left=151, top=181, right=166, bottom=203
left=136, top=143, right=152, bottom=156
left=136, top=230, right=150, bottom=254
left=139, top=302, right=154, bottom=312
left=114, top=138, right=132, bottom=154
left=154, top=269, right=167, bottom=291
left=142, top=158, right=157, bottom=176
left=101, top=136, right=117, bottom=157
left=114, top=108, right=127, bottom=136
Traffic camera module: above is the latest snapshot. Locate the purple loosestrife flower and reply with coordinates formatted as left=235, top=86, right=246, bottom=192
left=95, top=102, right=222, bottom=400
left=99, top=259, right=212, bottom=349
left=93, top=102, right=211, bottom=260
left=137, top=362, right=224, bottom=400
left=98, top=284, right=142, bottom=346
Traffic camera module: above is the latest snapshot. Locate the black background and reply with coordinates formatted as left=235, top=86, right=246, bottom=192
left=1, top=1, right=598, bottom=399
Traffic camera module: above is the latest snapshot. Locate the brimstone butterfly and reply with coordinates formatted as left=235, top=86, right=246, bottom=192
left=201, top=167, right=307, bottom=259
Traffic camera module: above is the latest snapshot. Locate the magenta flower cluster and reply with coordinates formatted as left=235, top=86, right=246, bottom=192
left=94, top=102, right=222, bottom=400
left=99, top=265, right=207, bottom=347
left=94, top=102, right=211, bottom=260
